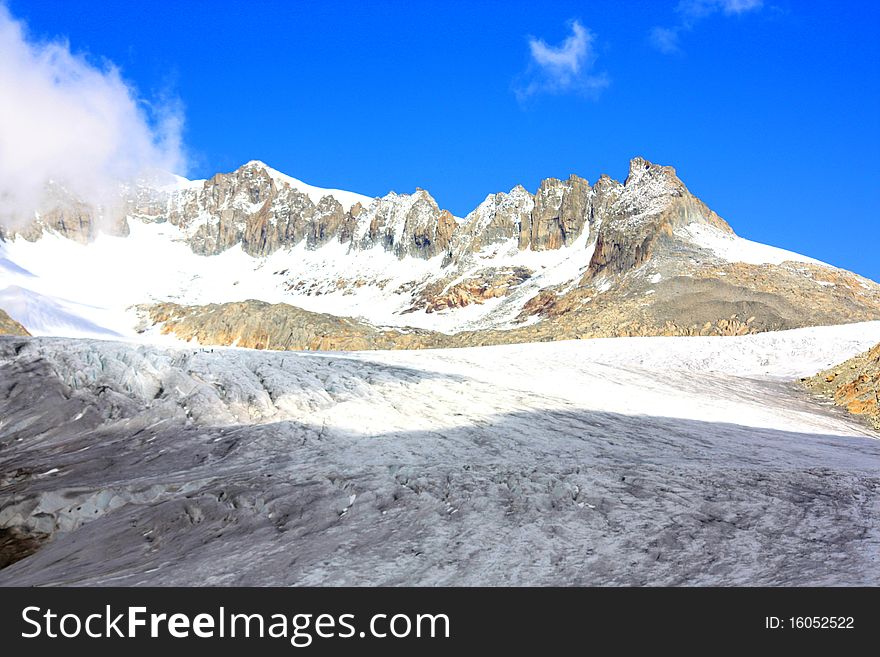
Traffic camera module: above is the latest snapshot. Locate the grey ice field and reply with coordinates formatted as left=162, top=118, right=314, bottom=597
left=1, top=322, right=879, bottom=586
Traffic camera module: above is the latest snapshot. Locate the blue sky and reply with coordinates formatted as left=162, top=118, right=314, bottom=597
left=6, top=0, right=880, bottom=279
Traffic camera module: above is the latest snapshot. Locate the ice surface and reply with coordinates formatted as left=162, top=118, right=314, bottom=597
left=1, top=323, right=879, bottom=585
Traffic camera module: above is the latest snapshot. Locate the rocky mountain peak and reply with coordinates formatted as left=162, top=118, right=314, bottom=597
left=243, top=159, right=271, bottom=170
left=623, top=156, right=686, bottom=198
left=522, top=174, right=592, bottom=251
left=3, top=156, right=880, bottom=352
left=3, top=156, right=735, bottom=271
left=626, top=155, right=680, bottom=182
left=585, top=157, right=730, bottom=281
left=451, top=184, right=535, bottom=259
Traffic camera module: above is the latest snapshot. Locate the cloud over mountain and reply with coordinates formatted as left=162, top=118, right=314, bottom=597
left=515, top=20, right=609, bottom=100
left=0, top=4, right=186, bottom=225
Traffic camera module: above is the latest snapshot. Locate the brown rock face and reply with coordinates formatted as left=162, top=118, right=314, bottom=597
left=520, top=175, right=592, bottom=251
left=802, top=343, right=880, bottom=430
left=519, top=290, right=559, bottom=317
left=401, top=204, right=456, bottom=260
left=138, top=166, right=463, bottom=260
left=20, top=203, right=96, bottom=244
left=434, top=210, right=458, bottom=254
left=308, top=197, right=347, bottom=248
left=142, top=301, right=439, bottom=352
left=3, top=156, right=730, bottom=274
left=451, top=185, right=534, bottom=261
left=586, top=158, right=730, bottom=281
left=0, top=527, right=47, bottom=570
left=423, top=267, right=532, bottom=313
left=10, top=180, right=130, bottom=244
left=0, top=309, right=29, bottom=336
left=172, top=164, right=320, bottom=256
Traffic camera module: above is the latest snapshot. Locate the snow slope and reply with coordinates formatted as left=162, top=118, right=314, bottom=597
left=0, top=286, right=122, bottom=338
left=0, top=216, right=602, bottom=337
left=250, top=160, right=374, bottom=211
left=1, top=323, right=879, bottom=585
left=681, top=223, right=829, bottom=267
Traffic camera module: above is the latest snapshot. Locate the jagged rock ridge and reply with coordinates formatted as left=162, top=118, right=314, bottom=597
left=2, top=156, right=880, bottom=347
left=10, top=157, right=730, bottom=270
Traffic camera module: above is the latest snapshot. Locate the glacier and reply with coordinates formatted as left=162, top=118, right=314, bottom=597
left=1, top=322, right=878, bottom=585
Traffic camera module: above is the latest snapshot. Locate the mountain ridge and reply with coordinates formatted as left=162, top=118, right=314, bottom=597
left=1, top=156, right=879, bottom=348
left=6, top=156, right=725, bottom=262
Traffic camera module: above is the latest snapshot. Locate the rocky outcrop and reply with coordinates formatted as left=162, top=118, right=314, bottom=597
left=455, top=186, right=534, bottom=256
left=159, top=164, right=344, bottom=256
left=585, top=158, right=731, bottom=281
left=802, top=343, right=880, bottom=430
left=0, top=309, right=29, bottom=336
left=128, top=165, right=462, bottom=260
left=520, top=175, right=592, bottom=251
left=421, top=267, right=532, bottom=313
left=141, top=274, right=880, bottom=351
left=8, top=181, right=130, bottom=244
left=4, top=157, right=727, bottom=272
left=513, top=261, right=880, bottom=338
left=6, top=156, right=880, bottom=350
left=142, top=301, right=439, bottom=351
left=356, top=189, right=456, bottom=259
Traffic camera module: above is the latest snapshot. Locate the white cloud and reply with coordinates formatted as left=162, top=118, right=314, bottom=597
left=649, top=27, right=682, bottom=55
left=719, top=0, right=764, bottom=14
left=529, top=20, right=589, bottom=77
left=516, top=20, right=609, bottom=100
left=650, top=0, right=764, bottom=54
left=680, top=0, right=763, bottom=18
left=0, top=5, right=186, bottom=226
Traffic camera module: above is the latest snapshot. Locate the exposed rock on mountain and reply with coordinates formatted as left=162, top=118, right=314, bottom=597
left=802, top=342, right=880, bottom=430
left=142, top=301, right=438, bottom=351
left=142, top=298, right=762, bottom=349
left=137, top=164, right=359, bottom=256
left=8, top=157, right=727, bottom=272
left=510, top=261, right=880, bottom=337
left=418, top=267, right=533, bottom=314
left=0, top=309, right=29, bottom=336
left=585, top=158, right=730, bottom=281
left=142, top=259, right=880, bottom=349
left=1, top=181, right=130, bottom=244
left=355, top=189, right=457, bottom=259
left=3, top=156, right=879, bottom=345
left=520, top=175, right=591, bottom=251
left=453, top=185, right=533, bottom=256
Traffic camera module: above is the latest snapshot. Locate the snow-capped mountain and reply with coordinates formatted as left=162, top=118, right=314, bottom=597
left=4, top=159, right=880, bottom=586
left=1, top=157, right=879, bottom=347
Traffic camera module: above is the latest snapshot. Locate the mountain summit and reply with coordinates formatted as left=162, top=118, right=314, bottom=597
left=1, top=157, right=878, bottom=349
